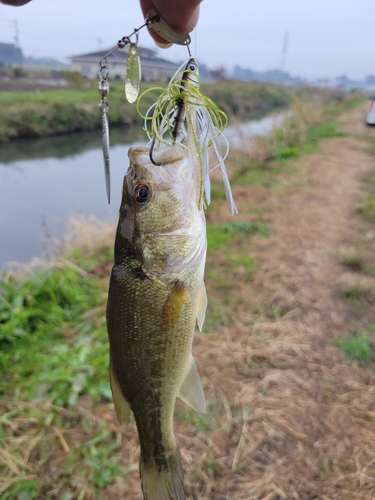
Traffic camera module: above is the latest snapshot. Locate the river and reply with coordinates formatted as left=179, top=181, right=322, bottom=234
left=0, top=113, right=285, bottom=268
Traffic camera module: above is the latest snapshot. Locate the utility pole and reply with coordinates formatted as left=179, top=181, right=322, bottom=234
left=97, top=37, right=103, bottom=51
left=280, top=31, right=289, bottom=73
left=13, top=19, right=20, bottom=49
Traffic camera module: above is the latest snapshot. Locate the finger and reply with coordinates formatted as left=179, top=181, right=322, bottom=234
left=139, top=0, right=173, bottom=47
left=153, top=0, right=200, bottom=33
left=139, top=0, right=200, bottom=47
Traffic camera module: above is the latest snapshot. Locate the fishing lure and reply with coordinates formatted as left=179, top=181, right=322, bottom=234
left=125, top=43, right=141, bottom=104
left=97, top=10, right=237, bottom=214
left=97, top=11, right=190, bottom=204
left=137, top=59, right=238, bottom=215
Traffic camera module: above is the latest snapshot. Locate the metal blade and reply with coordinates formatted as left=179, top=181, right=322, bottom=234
left=102, top=111, right=111, bottom=204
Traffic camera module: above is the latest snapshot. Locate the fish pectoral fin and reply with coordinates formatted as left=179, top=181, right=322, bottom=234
left=109, top=359, right=131, bottom=426
left=178, top=356, right=206, bottom=413
left=162, top=280, right=187, bottom=331
left=196, top=281, right=207, bottom=332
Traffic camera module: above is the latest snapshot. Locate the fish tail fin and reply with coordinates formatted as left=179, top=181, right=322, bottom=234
left=140, top=446, right=185, bottom=500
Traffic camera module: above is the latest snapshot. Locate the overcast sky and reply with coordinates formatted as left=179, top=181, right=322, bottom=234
left=0, top=0, right=374, bottom=80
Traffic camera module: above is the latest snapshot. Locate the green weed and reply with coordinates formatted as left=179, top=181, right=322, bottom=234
left=68, top=430, right=124, bottom=489
left=233, top=165, right=270, bottom=185
left=203, top=453, right=218, bottom=477
left=272, top=146, right=299, bottom=160
left=207, top=221, right=270, bottom=251
left=0, top=264, right=110, bottom=405
left=306, top=122, right=346, bottom=141
left=334, top=333, right=372, bottom=363
left=179, top=410, right=215, bottom=432
left=357, top=195, right=375, bottom=223
left=1, top=480, right=40, bottom=500
left=0, top=266, right=97, bottom=345
left=228, top=253, right=257, bottom=269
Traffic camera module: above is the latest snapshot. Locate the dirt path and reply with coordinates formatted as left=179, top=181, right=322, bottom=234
left=189, top=104, right=375, bottom=499
left=103, top=104, right=375, bottom=499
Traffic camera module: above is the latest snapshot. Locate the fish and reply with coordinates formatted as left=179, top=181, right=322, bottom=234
left=106, top=141, right=208, bottom=500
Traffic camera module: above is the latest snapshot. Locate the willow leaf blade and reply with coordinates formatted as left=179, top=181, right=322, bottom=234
left=102, top=112, right=111, bottom=204
left=125, top=44, right=141, bottom=104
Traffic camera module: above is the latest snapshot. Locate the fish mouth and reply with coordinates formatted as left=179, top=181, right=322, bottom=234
left=129, top=144, right=186, bottom=167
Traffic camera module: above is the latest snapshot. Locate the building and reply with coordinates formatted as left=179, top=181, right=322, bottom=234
left=70, top=45, right=179, bottom=82
left=0, top=42, right=24, bottom=66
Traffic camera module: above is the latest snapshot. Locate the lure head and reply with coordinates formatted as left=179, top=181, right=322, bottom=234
left=181, top=57, right=199, bottom=91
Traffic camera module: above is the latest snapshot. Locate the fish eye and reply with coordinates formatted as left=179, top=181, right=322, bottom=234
left=134, top=184, right=150, bottom=204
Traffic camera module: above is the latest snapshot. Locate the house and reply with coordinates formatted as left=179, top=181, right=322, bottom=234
left=0, top=42, right=24, bottom=66
left=70, top=45, right=179, bottom=82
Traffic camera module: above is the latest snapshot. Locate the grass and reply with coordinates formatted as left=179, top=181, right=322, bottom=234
left=357, top=194, right=375, bottom=223
left=336, top=272, right=375, bottom=302
left=0, top=256, right=117, bottom=498
left=0, top=263, right=111, bottom=406
left=332, top=103, right=375, bottom=367
left=334, top=333, right=372, bottom=363
left=207, top=221, right=271, bottom=251
left=239, top=93, right=359, bottom=171
left=200, top=80, right=292, bottom=119
left=0, top=80, right=293, bottom=144
left=337, top=247, right=364, bottom=271
left=0, top=400, right=131, bottom=499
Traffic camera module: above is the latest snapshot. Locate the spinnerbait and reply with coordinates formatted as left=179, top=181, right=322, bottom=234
left=97, top=11, right=191, bottom=203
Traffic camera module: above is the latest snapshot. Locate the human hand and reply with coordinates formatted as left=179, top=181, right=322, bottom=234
left=139, top=0, right=201, bottom=47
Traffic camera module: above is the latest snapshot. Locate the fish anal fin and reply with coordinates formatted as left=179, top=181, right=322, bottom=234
left=162, top=280, right=187, bottom=331
left=178, top=356, right=206, bottom=413
left=196, top=281, right=207, bottom=332
left=109, top=359, right=131, bottom=426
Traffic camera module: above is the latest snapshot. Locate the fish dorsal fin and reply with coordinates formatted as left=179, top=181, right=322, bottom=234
left=196, top=281, right=207, bottom=332
left=109, top=359, right=131, bottom=426
left=178, top=356, right=206, bottom=413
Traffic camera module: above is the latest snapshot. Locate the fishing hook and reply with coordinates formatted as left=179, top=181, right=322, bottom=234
left=149, top=136, right=163, bottom=166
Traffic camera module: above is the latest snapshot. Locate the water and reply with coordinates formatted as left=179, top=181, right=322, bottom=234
left=225, top=112, right=288, bottom=149
left=0, top=113, right=285, bottom=268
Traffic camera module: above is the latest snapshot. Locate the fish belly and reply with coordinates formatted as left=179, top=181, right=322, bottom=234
left=107, top=254, right=201, bottom=458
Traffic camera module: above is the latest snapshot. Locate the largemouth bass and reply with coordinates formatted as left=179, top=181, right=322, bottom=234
left=106, top=142, right=207, bottom=500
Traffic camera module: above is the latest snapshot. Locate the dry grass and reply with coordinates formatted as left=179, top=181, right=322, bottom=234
left=59, top=215, right=116, bottom=257
left=243, top=99, right=323, bottom=167
left=337, top=272, right=375, bottom=302
left=336, top=246, right=364, bottom=271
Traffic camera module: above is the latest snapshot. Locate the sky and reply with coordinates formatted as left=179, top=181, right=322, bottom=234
left=0, top=0, right=374, bottom=81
